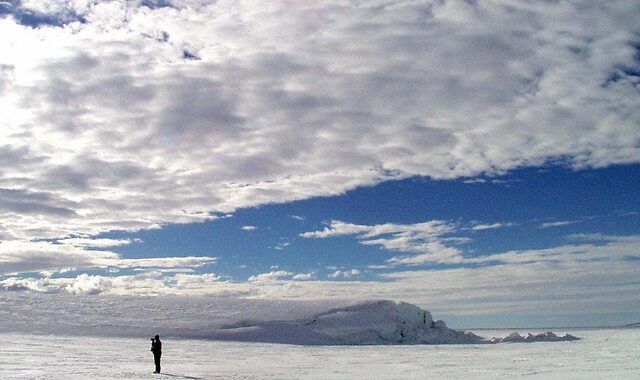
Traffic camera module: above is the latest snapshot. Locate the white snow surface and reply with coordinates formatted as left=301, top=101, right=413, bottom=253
left=0, top=328, right=637, bottom=379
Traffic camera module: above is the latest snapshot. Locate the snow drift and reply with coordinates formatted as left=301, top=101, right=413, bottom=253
left=208, top=300, right=578, bottom=345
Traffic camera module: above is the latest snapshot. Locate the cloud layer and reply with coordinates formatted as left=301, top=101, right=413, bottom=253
left=0, top=239, right=216, bottom=275
left=0, top=1, right=639, bottom=277
left=3, top=234, right=638, bottom=319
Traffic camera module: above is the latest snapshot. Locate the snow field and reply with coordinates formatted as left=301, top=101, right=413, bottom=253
left=0, top=328, right=638, bottom=379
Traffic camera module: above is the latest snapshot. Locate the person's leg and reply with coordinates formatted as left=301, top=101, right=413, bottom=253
left=154, top=354, right=160, bottom=373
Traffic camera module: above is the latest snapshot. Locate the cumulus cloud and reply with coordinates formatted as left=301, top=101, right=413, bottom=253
left=248, top=270, right=295, bottom=283
left=0, top=274, right=109, bottom=294
left=0, top=271, right=233, bottom=296
left=1, top=270, right=245, bottom=297
left=0, top=0, right=637, bottom=274
left=291, top=272, right=314, bottom=281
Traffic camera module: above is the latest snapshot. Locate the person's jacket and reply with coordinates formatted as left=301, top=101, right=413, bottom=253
left=151, top=340, right=162, bottom=355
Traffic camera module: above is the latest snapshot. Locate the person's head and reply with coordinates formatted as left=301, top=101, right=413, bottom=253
left=155, top=335, right=160, bottom=340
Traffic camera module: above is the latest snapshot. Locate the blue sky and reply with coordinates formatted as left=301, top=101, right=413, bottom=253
left=0, top=0, right=639, bottom=328
left=102, top=164, right=640, bottom=282
left=25, top=163, right=635, bottom=327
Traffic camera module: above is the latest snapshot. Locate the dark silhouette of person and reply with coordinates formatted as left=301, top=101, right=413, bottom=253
left=151, top=335, right=162, bottom=373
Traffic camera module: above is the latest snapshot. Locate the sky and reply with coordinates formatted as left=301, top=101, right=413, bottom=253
left=0, top=0, right=639, bottom=328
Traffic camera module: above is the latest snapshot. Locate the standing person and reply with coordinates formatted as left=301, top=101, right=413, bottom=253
left=151, top=335, right=162, bottom=373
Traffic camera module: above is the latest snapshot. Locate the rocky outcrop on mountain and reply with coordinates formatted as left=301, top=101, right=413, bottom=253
left=491, top=331, right=579, bottom=343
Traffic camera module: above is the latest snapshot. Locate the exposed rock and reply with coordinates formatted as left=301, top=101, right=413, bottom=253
left=493, top=331, right=580, bottom=343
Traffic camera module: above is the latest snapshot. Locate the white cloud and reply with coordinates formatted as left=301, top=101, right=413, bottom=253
left=463, top=178, right=487, bottom=184
left=55, top=238, right=139, bottom=248
left=104, top=256, right=216, bottom=269
left=539, top=220, right=581, bottom=229
left=302, top=220, right=463, bottom=264
left=566, top=233, right=616, bottom=242
left=0, top=274, right=107, bottom=295
left=464, top=178, right=522, bottom=185
left=0, top=271, right=233, bottom=296
left=0, top=239, right=216, bottom=275
left=248, top=270, right=294, bottom=283
left=292, top=272, right=314, bottom=281
left=0, top=240, right=119, bottom=275
left=328, top=269, right=361, bottom=279
left=0, top=0, right=637, bottom=274
left=300, top=221, right=371, bottom=239
left=240, top=225, right=257, bottom=231
left=300, top=218, right=640, bottom=270
left=302, top=220, right=455, bottom=240
left=385, top=242, right=463, bottom=265
left=471, top=222, right=513, bottom=231
left=467, top=234, right=640, bottom=266
left=273, top=241, right=290, bottom=250
left=172, top=273, right=222, bottom=290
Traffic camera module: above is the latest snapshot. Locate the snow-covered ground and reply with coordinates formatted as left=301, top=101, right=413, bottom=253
left=1, top=328, right=638, bottom=379
left=0, top=295, right=636, bottom=378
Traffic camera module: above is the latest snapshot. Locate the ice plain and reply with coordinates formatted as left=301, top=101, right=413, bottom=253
left=1, top=294, right=637, bottom=378
left=1, top=328, right=638, bottom=379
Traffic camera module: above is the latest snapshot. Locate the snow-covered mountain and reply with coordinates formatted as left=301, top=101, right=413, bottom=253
left=209, top=300, right=581, bottom=345
left=209, top=300, right=482, bottom=345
